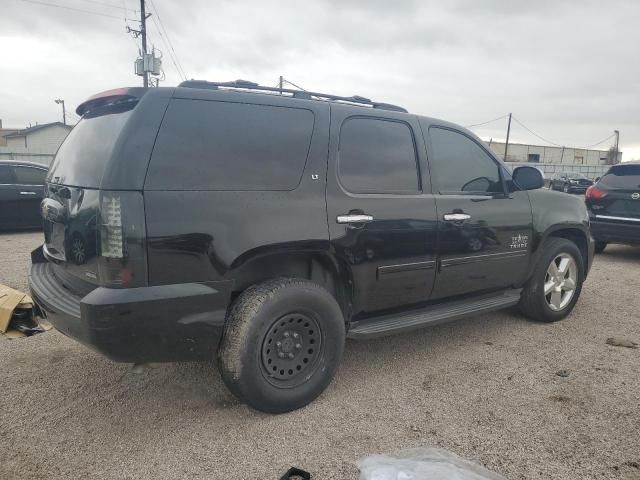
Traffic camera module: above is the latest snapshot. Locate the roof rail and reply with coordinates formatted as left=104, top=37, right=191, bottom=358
left=177, top=79, right=408, bottom=113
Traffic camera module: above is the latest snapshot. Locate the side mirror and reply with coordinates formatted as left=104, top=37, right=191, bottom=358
left=594, top=176, right=601, bottom=183
left=512, top=166, right=544, bottom=191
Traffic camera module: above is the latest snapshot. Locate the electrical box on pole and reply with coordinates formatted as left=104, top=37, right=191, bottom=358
left=135, top=53, right=162, bottom=77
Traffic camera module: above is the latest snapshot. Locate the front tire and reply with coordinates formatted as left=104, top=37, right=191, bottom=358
left=217, top=278, right=345, bottom=413
left=519, top=238, right=584, bottom=322
left=563, top=184, right=570, bottom=193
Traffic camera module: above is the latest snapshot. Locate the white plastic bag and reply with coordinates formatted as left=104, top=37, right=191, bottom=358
left=357, top=448, right=507, bottom=480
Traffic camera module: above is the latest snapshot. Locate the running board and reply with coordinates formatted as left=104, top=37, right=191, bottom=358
left=347, top=289, right=522, bottom=339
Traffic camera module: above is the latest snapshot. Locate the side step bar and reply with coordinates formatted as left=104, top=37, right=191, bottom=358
left=347, top=289, right=522, bottom=340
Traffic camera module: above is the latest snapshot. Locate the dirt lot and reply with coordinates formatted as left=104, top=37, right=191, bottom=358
left=1, top=231, right=639, bottom=480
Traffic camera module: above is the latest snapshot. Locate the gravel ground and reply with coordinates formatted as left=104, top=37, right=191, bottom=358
left=1, top=231, right=639, bottom=480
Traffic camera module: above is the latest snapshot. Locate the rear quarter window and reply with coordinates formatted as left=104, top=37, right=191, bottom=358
left=145, top=99, right=315, bottom=191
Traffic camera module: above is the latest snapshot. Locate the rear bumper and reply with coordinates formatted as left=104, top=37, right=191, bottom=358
left=590, top=216, right=640, bottom=245
left=29, top=261, right=232, bottom=363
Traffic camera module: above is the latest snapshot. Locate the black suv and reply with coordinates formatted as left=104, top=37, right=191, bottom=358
left=29, top=81, right=594, bottom=413
left=586, top=162, right=640, bottom=253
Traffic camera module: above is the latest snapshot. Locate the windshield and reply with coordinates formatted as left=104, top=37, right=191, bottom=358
left=48, top=104, right=134, bottom=188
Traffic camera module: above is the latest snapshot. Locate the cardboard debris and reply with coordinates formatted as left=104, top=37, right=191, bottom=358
left=0, top=284, right=37, bottom=337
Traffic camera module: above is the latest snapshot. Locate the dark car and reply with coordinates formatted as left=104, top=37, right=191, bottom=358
left=0, top=160, right=48, bottom=230
left=586, top=162, right=640, bottom=253
left=29, top=81, right=594, bottom=413
left=550, top=171, right=594, bottom=193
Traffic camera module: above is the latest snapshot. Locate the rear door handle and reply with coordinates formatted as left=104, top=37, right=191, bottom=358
left=336, top=214, right=374, bottom=224
left=20, top=191, right=37, bottom=195
left=443, top=213, right=471, bottom=222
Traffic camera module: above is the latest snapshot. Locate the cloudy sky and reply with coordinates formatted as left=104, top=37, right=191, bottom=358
left=2, top=0, right=639, bottom=159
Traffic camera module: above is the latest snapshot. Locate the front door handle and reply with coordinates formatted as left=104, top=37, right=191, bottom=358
left=336, top=214, right=374, bottom=224
left=20, top=191, right=37, bottom=195
left=443, top=213, right=471, bottom=222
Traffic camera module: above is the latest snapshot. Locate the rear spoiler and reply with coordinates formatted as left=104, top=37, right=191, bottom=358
left=76, top=87, right=147, bottom=116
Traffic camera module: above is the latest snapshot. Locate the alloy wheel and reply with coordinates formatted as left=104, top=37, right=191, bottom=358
left=544, top=253, right=577, bottom=311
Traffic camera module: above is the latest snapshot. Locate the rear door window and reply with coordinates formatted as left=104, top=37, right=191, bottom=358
left=0, top=165, right=16, bottom=184
left=428, top=127, right=503, bottom=194
left=337, top=117, right=420, bottom=194
left=145, top=99, right=315, bottom=191
left=13, top=166, right=47, bottom=185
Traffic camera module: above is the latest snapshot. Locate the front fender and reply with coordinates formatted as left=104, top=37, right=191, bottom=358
left=526, top=189, right=592, bottom=279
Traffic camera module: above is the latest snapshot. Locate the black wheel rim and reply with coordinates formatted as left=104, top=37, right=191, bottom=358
left=260, top=312, right=322, bottom=388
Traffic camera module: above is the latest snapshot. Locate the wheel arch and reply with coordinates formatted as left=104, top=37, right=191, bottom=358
left=528, top=225, right=590, bottom=281
left=230, top=250, right=354, bottom=324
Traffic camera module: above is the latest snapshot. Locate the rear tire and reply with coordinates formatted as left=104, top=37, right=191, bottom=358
left=594, top=241, right=607, bottom=254
left=519, top=238, right=584, bottom=322
left=217, top=278, right=345, bottom=413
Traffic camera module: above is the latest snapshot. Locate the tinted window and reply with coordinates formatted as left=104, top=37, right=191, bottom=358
left=13, top=166, right=47, bottom=185
left=146, top=99, right=314, bottom=191
left=0, top=165, right=15, bottom=184
left=429, top=128, right=502, bottom=194
left=600, top=164, right=640, bottom=189
left=48, top=105, right=133, bottom=188
left=338, top=118, right=419, bottom=194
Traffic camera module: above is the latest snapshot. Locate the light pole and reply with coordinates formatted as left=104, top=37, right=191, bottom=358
left=54, top=99, right=66, bottom=125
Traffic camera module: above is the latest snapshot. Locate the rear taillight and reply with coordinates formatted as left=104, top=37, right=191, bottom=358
left=585, top=185, right=607, bottom=200
left=98, top=191, right=147, bottom=288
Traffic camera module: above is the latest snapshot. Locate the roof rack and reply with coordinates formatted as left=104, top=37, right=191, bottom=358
left=177, top=79, right=408, bottom=113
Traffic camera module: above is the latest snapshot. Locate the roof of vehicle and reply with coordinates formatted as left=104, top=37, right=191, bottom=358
left=0, top=160, right=49, bottom=169
left=177, top=79, right=408, bottom=113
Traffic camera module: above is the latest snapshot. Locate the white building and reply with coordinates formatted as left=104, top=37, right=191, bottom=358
left=485, top=141, right=622, bottom=177
left=0, top=121, right=72, bottom=166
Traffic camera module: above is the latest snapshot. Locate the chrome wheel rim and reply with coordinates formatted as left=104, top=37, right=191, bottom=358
left=544, top=253, right=577, bottom=311
left=72, top=238, right=85, bottom=264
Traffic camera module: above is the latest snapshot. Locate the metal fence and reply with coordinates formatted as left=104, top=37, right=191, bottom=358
left=506, top=162, right=609, bottom=179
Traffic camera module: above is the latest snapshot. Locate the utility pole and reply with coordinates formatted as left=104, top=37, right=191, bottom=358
left=504, top=113, right=512, bottom=162
left=279, top=75, right=284, bottom=93
left=140, top=0, right=148, bottom=88
left=614, top=130, right=620, bottom=164
left=54, top=99, right=66, bottom=125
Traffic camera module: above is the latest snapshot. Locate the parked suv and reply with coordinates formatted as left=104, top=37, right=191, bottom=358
left=550, top=172, right=594, bottom=194
left=0, top=160, right=47, bottom=230
left=29, top=81, right=594, bottom=413
left=586, top=162, right=640, bottom=253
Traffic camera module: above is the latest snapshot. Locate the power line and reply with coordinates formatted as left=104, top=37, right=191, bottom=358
left=577, top=133, right=616, bottom=150
left=76, top=0, right=136, bottom=12
left=282, top=78, right=307, bottom=91
left=465, top=114, right=508, bottom=128
left=511, top=116, right=564, bottom=147
left=149, top=15, right=185, bottom=81
left=20, top=0, right=137, bottom=21
left=148, top=0, right=187, bottom=80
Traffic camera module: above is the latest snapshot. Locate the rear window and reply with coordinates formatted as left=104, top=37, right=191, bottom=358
left=48, top=105, right=133, bottom=188
left=145, top=99, right=315, bottom=191
left=600, top=164, right=640, bottom=189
